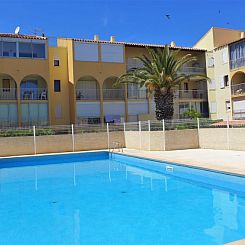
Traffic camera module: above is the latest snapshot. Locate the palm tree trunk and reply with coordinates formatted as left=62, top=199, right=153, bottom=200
left=154, top=90, right=174, bottom=120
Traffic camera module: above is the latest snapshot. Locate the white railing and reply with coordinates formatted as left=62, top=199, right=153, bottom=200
left=0, top=88, right=17, bottom=100
left=231, top=83, right=245, bottom=96
left=76, top=89, right=100, bottom=100
left=230, top=57, right=245, bottom=70
left=175, top=90, right=207, bottom=100
left=103, top=89, right=125, bottom=100
left=233, top=110, right=245, bottom=119
left=21, top=88, right=48, bottom=100
left=127, top=89, right=147, bottom=99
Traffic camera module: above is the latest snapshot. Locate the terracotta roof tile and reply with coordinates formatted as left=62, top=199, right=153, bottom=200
left=0, top=33, right=47, bottom=40
left=69, top=38, right=206, bottom=52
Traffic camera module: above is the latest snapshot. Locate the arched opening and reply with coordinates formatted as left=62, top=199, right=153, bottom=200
left=20, top=75, right=48, bottom=126
left=0, top=73, right=17, bottom=100
left=103, top=76, right=125, bottom=100
left=20, top=75, right=48, bottom=100
left=76, top=76, right=100, bottom=100
left=231, top=72, right=245, bottom=95
left=0, top=74, right=18, bottom=126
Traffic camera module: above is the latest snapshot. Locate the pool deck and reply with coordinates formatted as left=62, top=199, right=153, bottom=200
left=121, top=148, right=245, bottom=177
left=225, top=239, right=245, bottom=245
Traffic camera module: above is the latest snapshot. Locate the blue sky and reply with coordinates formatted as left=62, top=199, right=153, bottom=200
left=1, top=0, right=245, bottom=47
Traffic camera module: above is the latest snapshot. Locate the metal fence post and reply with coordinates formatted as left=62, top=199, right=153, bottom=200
left=139, top=121, right=142, bottom=150
left=197, top=118, right=200, bottom=148
left=33, top=125, right=37, bottom=155
left=148, top=120, right=151, bottom=151
left=71, top=124, right=75, bottom=152
left=162, top=120, right=166, bottom=151
left=107, top=123, right=110, bottom=150
left=227, top=116, right=230, bottom=150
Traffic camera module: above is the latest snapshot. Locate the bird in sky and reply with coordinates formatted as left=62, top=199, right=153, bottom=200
left=165, top=14, right=171, bottom=20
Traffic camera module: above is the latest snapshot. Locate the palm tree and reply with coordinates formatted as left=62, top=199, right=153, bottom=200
left=116, top=45, right=207, bottom=120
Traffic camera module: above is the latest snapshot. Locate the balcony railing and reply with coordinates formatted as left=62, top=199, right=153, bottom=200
left=76, top=89, right=100, bottom=100
left=103, top=89, right=125, bottom=100
left=179, top=67, right=205, bottom=75
left=230, top=57, right=245, bottom=70
left=0, top=88, right=17, bottom=100
left=233, top=110, right=245, bottom=120
left=175, top=90, right=208, bottom=100
left=127, top=89, right=147, bottom=99
left=21, top=88, right=48, bottom=100
left=231, top=83, right=245, bottom=96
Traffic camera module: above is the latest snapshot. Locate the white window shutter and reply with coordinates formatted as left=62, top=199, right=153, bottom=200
left=220, top=76, right=225, bottom=89
left=222, top=51, right=228, bottom=64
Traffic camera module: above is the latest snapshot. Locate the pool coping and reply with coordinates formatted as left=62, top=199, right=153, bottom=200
left=0, top=149, right=244, bottom=178
left=115, top=151, right=245, bottom=178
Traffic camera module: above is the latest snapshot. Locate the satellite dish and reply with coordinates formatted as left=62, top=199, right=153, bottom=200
left=14, top=26, right=20, bottom=35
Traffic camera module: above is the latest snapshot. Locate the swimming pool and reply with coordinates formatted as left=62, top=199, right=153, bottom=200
left=0, top=151, right=244, bottom=245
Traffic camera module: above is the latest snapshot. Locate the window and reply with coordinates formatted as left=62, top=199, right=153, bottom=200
left=101, top=44, right=124, bottom=63
left=19, top=42, right=45, bottom=58
left=224, top=75, right=229, bottom=87
left=2, top=42, right=16, bottom=57
left=2, top=79, right=10, bottom=92
left=32, top=43, right=45, bottom=58
left=19, top=42, right=32, bottom=58
left=226, top=100, right=231, bottom=111
left=54, top=59, right=60, bottom=66
left=54, top=80, right=61, bottom=92
left=74, top=42, right=99, bottom=61
left=184, top=82, right=189, bottom=91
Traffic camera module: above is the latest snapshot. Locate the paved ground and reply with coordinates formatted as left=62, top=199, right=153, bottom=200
left=121, top=148, right=245, bottom=176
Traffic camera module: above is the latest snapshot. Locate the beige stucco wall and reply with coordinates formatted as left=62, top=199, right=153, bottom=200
left=0, top=136, right=34, bottom=156
left=213, top=46, right=232, bottom=120
left=0, top=131, right=125, bottom=157
left=165, top=129, right=199, bottom=150
left=125, top=129, right=199, bottom=151
left=199, top=128, right=228, bottom=150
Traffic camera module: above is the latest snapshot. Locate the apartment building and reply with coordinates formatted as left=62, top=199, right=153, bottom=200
left=0, top=33, right=208, bottom=127
left=194, top=27, right=245, bottom=120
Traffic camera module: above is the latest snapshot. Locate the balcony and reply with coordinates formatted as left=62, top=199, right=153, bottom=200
left=76, top=89, right=100, bottom=100
left=179, top=67, right=206, bottom=75
left=127, top=89, right=147, bottom=100
left=103, top=89, right=125, bottom=100
left=232, top=83, right=245, bottom=96
left=21, top=88, right=48, bottom=100
left=0, top=88, right=17, bottom=100
left=175, top=90, right=207, bottom=100
left=233, top=110, right=245, bottom=120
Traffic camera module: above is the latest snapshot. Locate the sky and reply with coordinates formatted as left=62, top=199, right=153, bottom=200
left=1, top=0, right=245, bottom=47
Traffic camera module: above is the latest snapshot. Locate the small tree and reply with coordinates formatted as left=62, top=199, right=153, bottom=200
left=183, top=108, right=201, bottom=119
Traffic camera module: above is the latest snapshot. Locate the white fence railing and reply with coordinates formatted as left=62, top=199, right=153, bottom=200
left=0, top=118, right=244, bottom=156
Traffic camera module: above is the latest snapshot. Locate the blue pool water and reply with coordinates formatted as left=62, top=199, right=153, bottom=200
left=0, top=152, right=244, bottom=245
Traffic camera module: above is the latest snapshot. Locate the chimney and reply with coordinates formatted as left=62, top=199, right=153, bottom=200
left=94, top=34, right=99, bottom=41
left=241, top=32, right=245, bottom=39
left=170, top=41, right=176, bottom=47
left=110, top=36, right=116, bottom=42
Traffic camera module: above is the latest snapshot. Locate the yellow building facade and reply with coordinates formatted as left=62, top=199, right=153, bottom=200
left=0, top=33, right=208, bottom=127
left=194, top=27, right=245, bottom=120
